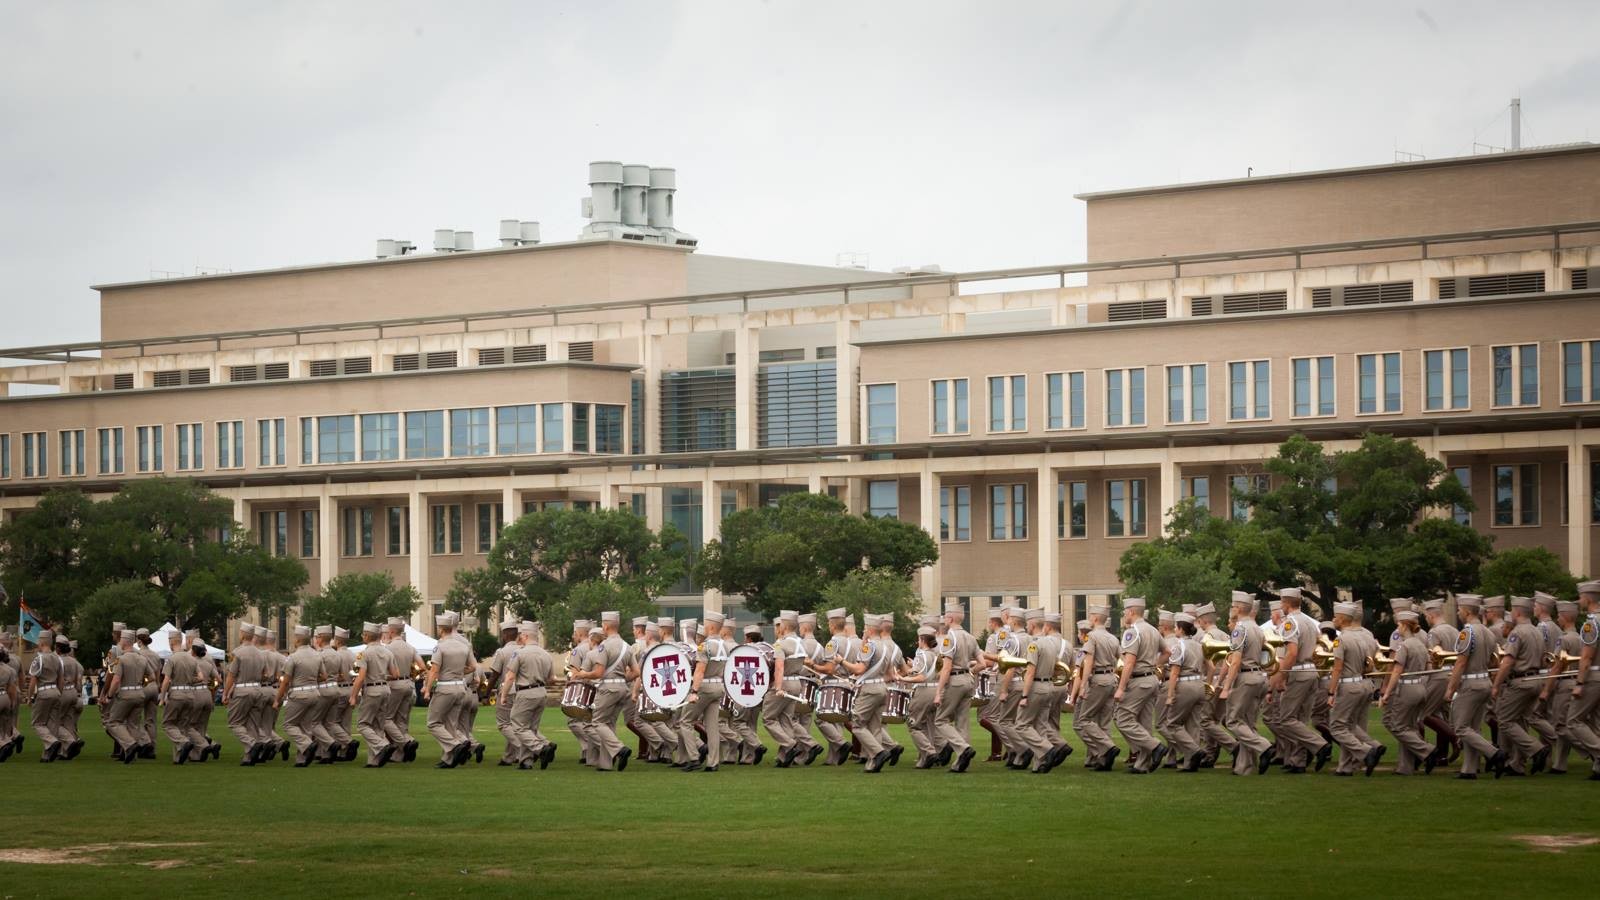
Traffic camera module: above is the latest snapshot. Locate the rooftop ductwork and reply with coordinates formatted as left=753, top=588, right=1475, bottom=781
left=433, top=229, right=474, bottom=253
left=499, top=219, right=540, bottom=247
left=582, top=160, right=696, bottom=248
left=375, top=238, right=415, bottom=259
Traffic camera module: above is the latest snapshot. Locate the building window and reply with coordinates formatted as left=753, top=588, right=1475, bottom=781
left=342, top=506, right=375, bottom=557
left=258, top=418, right=286, bottom=467
left=541, top=404, right=565, bottom=452
left=1047, top=371, right=1086, bottom=430
left=1492, top=344, right=1539, bottom=407
left=596, top=405, right=625, bottom=453
left=1449, top=466, right=1471, bottom=525
left=476, top=503, right=503, bottom=553
left=989, top=484, right=1027, bottom=540
left=175, top=422, right=203, bottom=471
left=1058, top=480, right=1088, bottom=539
left=58, top=429, right=85, bottom=477
left=1561, top=340, right=1600, bottom=404
left=300, top=509, right=316, bottom=558
left=1106, top=479, right=1146, bottom=538
left=1105, top=368, right=1146, bottom=427
left=431, top=504, right=462, bottom=554
left=987, top=375, right=1026, bottom=433
left=1183, top=475, right=1210, bottom=514
left=1493, top=463, right=1539, bottom=526
left=1290, top=356, right=1335, bottom=417
left=361, top=413, right=400, bottom=462
left=1165, top=364, right=1207, bottom=424
left=387, top=506, right=409, bottom=555
left=572, top=404, right=591, bottom=453
left=939, top=485, right=971, bottom=541
left=867, top=480, right=899, bottom=519
left=21, top=432, right=45, bottom=478
left=1424, top=349, right=1470, bottom=411
left=405, top=410, right=445, bottom=459
left=1228, top=360, right=1271, bottom=420
left=450, top=408, right=490, bottom=457
left=1356, top=352, right=1402, bottom=414
left=257, top=510, right=288, bottom=557
left=300, top=417, right=313, bottom=464
left=0, top=434, right=9, bottom=478
left=1592, top=462, right=1600, bottom=525
left=931, top=378, right=969, bottom=435
left=315, top=415, right=355, bottom=464
left=136, top=425, right=163, bottom=473
left=216, top=421, right=244, bottom=469
left=497, top=405, right=539, bottom=454
left=1229, top=474, right=1270, bottom=521
left=97, top=427, right=124, bottom=475
left=865, top=384, right=898, bottom=444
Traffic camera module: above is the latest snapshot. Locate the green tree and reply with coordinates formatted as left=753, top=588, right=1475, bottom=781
left=1117, top=540, right=1236, bottom=610
left=1476, top=546, right=1578, bottom=601
left=300, top=572, right=423, bottom=637
left=817, top=568, right=924, bottom=652
left=695, top=492, right=938, bottom=621
left=1117, top=499, right=1289, bottom=600
left=538, top=579, right=660, bottom=653
left=0, top=487, right=96, bottom=626
left=445, top=508, right=686, bottom=628
left=71, top=580, right=167, bottom=663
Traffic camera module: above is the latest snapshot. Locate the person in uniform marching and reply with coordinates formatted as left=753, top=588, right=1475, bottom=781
left=766, top=611, right=811, bottom=767
left=423, top=613, right=478, bottom=768
left=223, top=623, right=261, bottom=764
left=488, top=617, right=521, bottom=766
left=49, top=634, right=86, bottom=760
left=310, top=625, right=344, bottom=763
left=635, top=618, right=680, bottom=763
left=622, top=616, right=655, bottom=761
left=1073, top=605, right=1122, bottom=771
left=1420, top=598, right=1460, bottom=766
left=809, top=608, right=853, bottom=765
left=990, top=607, right=1029, bottom=768
left=134, top=628, right=163, bottom=756
left=1543, top=600, right=1584, bottom=774
left=1444, top=595, right=1506, bottom=779
left=680, top=610, right=729, bottom=772
left=1162, top=612, right=1206, bottom=771
left=1271, top=589, right=1329, bottom=773
left=839, top=611, right=893, bottom=773
left=159, top=628, right=211, bottom=764
left=1326, top=601, right=1384, bottom=777
left=901, top=626, right=942, bottom=768
left=274, top=625, right=333, bottom=767
left=865, top=614, right=903, bottom=767
left=1494, top=596, right=1553, bottom=776
left=348, top=622, right=400, bottom=768
left=974, top=605, right=1006, bottom=761
left=931, top=599, right=979, bottom=773
left=1016, top=608, right=1070, bottom=773
left=1112, top=597, right=1166, bottom=773
left=1567, top=582, right=1600, bottom=779
left=27, top=628, right=67, bottom=761
left=500, top=620, right=555, bottom=770
left=190, top=631, right=220, bottom=759
left=792, top=612, right=828, bottom=767
left=1218, top=591, right=1276, bottom=775
left=568, top=610, right=635, bottom=772
left=383, top=618, right=421, bottom=763
left=1192, top=602, right=1233, bottom=768
left=445, top=614, right=486, bottom=765
left=0, top=634, right=18, bottom=763
left=328, top=627, right=357, bottom=761
left=101, top=629, right=155, bottom=763
left=256, top=628, right=290, bottom=763
left=1379, top=610, right=1439, bottom=775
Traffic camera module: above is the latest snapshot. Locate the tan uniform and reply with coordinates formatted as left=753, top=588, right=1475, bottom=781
left=1197, top=622, right=1235, bottom=756
left=678, top=636, right=728, bottom=767
left=932, top=625, right=979, bottom=767
left=446, top=632, right=481, bottom=753
left=584, top=634, right=631, bottom=769
left=1273, top=611, right=1328, bottom=768
left=0, top=658, right=18, bottom=746
left=1017, top=632, right=1067, bottom=767
left=505, top=643, right=554, bottom=763
left=194, top=654, right=219, bottom=750
left=1224, top=620, right=1274, bottom=774
left=1113, top=619, right=1164, bottom=769
left=992, top=627, right=1027, bottom=761
left=280, top=645, right=331, bottom=761
left=488, top=640, right=518, bottom=761
left=1329, top=626, right=1381, bottom=775
left=326, top=644, right=355, bottom=747
left=762, top=635, right=805, bottom=755
left=255, top=650, right=287, bottom=746
left=313, top=644, right=344, bottom=757
left=28, top=648, right=66, bottom=747
left=848, top=634, right=893, bottom=764
left=162, top=650, right=210, bottom=761
left=354, top=642, right=397, bottom=765
left=1162, top=635, right=1206, bottom=763
left=1073, top=627, right=1121, bottom=763
left=385, top=637, right=419, bottom=749
left=1496, top=621, right=1550, bottom=771
left=225, top=642, right=266, bottom=751
left=136, top=643, right=162, bottom=747
left=1451, top=621, right=1501, bottom=775
left=796, top=633, right=829, bottom=759
left=813, top=634, right=851, bottom=758
left=49, top=653, right=85, bottom=745
left=904, top=646, right=941, bottom=764
left=426, top=637, right=475, bottom=756
left=1547, top=626, right=1583, bottom=772
left=1383, top=633, right=1435, bottom=773
left=105, top=651, right=153, bottom=751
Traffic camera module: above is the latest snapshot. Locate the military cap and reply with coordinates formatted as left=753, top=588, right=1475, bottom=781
left=293, top=625, right=311, bottom=638
left=1087, top=604, right=1110, bottom=617
left=1267, top=599, right=1283, bottom=612
left=1044, top=612, right=1062, bottom=625
left=1556, top=600, right=1579, bottom=616
left=1003, top=606, right=1024, bottom=620
left=1483, top=595, right=1506, bottom=610
left=362, top=621, right=382, bottom=634
left=518, top=621, right=538, bottom=635
left=917, top=626, right=936, bottom=637
left=1279, top=587, right=1303, bottom=600
left=797, top=613, right=817, bottom=625
left=943, top=599, right=963, bottom=613
left=1076, top=619, right=1092, bottom=631
left=1454, top=594, right=1483, bottom=608
left=522, top=620, right=538, bottom=631
left=1394, top=610, right=1420, bottom=623
left=572, top=619, right=591, bottom=632
left=744, top=623, right=763, bottom=636
left=600, top=611, right=620, bottom=625
left=434, top=614, right=453, bottom=628
left=1024, top=608, right=1043, bottom=622
left=1421, top=598, right=1444, bottom=612
left=1174, top=612, right=1196, bottom=625
left=70, top=639, right=80, bottom=650
left=119, top=629, right=135, bottom=643
left=1230, top=591, right=1254, bottom=606
left=54, top=633, right=69, bottom=646
left=703, top=611, right=725, bottom=627
left=1388, top=598, right=1413, bottom=613
left=313, top=624, right=332, bottom=636
left=1123, top=597, right=1148, bottom=611
left=656, top=616, right=675, bottom=629
left=918, top=614, right=939, bottom=627
left=630, top=616, right=649, bottom=628
left=587, top=625, right=604, bottom=638
left=502, top=616, right=522, bottom=631
left=333, top=626, right=349, bottom=639
left=1578, top=581, right=1600, bottom=596
left=1195, top=602, right=1218, bottom=617
left=1533, top=591, right=1558, bottom=609
left=1333, top=601, right=1362, bottom=618
left=111, top=621, right=127, bottom=632
left=136, top=627, right=150, bottom=637
left=1510, top=595, right=1533, bottom=611
left=880, top=613, right=895, bottom=626
left=825, top=608, right=846, bottom=621
left=862, top=613, right=879, bottom=628
left=723, top=617, right=738, bottom=630
left=387, top=617, right=406, bottom=627
left=1156, top=609, right=1174, bottom=623
left=1181, top=604, right=1197, bottom=615
left=780, top=610, right=800, bottom=625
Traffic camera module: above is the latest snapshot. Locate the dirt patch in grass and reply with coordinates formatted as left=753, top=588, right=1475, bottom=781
left=0, top=842, right=202, bottom=866
left=477, top=868, right=517, bottom=877
left=1512, top=834, right=1600, bottom=852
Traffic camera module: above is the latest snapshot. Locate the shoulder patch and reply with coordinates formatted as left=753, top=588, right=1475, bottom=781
left=1027, top=642, right=1038, bottom=654
left=1579, top=621, right=1596, bottom=646
left=1231, top=625, right=1244, bottom=640
left=1282, top=619, right=1296, bottom=635
left=940, top=636, right=952, bottom=650
left=1454, top=630, right=1470, bottom=654
left=1121, top=629, right=1136, bottom=647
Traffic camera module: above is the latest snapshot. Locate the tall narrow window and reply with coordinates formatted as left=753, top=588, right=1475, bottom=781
left=1105, top=368, right=1146, bottom=427
left=258, top=419, right=286, bottom=467
left=931, top=378, right=969, bottom=435
left=1492, top=344, right=1539, bottom=407
left=476, top=502, right=504, bottom=553
left=865, top=384, right=898, bottom=444
left=1228, top=360, right=1271, bottom=420
left=1230, top=473, right=1270, bottom=521
left=1356, top=352, right=1402, bottom=414
left=136, top=425, right=163, bottom=472
left=1183, top=475, right=1211, bottom=514
left=939, top=485, right=971, bottom=541
left=1046, top=371, right=1086, bottom=429
left=58, top=429, right=85, bottom=476
left=1492, top=464, right=1539, bottom=526
left=1058, top=480, right=1088, bottom=539
left=22, top=433, right=45, bottom=478
left=572, top=404, right=590, bottom=453
left=987, top=375, right=1025, bottom=432
left=257, top=510, right=288, bottom=557
left=360, top=413, right=400, bottom=461
left=595, top=405, right=625, bottom=453
left=1166, top=364, right=1207, bottom=424
left=989, top=484, right=1027, bottom=540
left=175, top=422, right=203, bottom=471
left=450, top=408, right=490, bottom=457
left=1560, top=340, right=1600, bottom=404
left=300, top=509, right=317, bottom=558
left=431, top=504, right=462, bottom=554
left=0, top=434, right=9, bottom=479
left=97, top=427, right=125, bottom=475
left=541, top=404, right=565, bottom=452
left=216, top=420, right=245, bottom=468
left=1291, top=356, right=1335, bottom=417
left=867, top=480, right=899, bottom=519
left=1424, top=349, right=1471, bottom=411
left=300, top=417, right=313, bottom=464
left=405, top=410, right=445, bottom=459
left=1449, top=465, right=1472, bottom=525
left=387, top=506, right=409, bottom=555
left=1106, top=479, right=1147, bottom=537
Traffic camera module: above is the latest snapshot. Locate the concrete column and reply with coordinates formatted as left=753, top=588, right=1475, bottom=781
left=733, top=324, right=758, bottom=451
left=1037, top=458, right=1058, bottom=613
left=1159, top=455, right=1180, bottom=531
left=547, top=338, right=569, bottom=361
left=502, top=485, right=517, bottom=524
left=808, top=472, right=825, bottom=494
left=835, top=317, right=858, bottom=446
left=600, top=480, right=622, bottom=510
left=318, top=488, right=336, bottom=589
left=231, top=495, right=247, bottom=535
left=1062, top=594, right=1080, bottom=647
left=1421, top=435, right=1450, bottom=520
left=701, top=473, right=723, bottom=614
left=646, top=486, right=663, bottom=530
left=641, top=332, right=662, bottom=456
left=845, top=477, right=864, bottom=515
left=1569, top=434, right=1591, bottom=577
left=408, top=487, right=429, bottom=631
left=919, top=465, right=941, bottom=608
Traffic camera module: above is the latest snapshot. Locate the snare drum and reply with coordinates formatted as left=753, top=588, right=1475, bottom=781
left=560, top=681, right=597, bottom=720
left=719, top=691, right=736, bottom=721
left=974, top=671, right=996, bottom=702
left=815, top=683, right=857, bottom=724
left=882, top=685, right=912, bottom=725
left=636, top=692, right=669, bottom=722
left=794, top=678, right=819, bottom=711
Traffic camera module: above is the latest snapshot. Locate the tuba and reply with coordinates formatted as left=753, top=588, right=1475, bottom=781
left=1201, top=638, right=1233, bottom=664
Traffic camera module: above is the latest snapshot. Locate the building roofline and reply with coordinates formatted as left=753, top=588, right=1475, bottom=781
left=1072, top=143, right=1600, bottom=201
left=89, top=237, right=693, bottom=292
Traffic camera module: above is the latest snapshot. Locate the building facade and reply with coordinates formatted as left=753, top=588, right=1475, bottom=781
left=4, top=148, right=1600, bottom=641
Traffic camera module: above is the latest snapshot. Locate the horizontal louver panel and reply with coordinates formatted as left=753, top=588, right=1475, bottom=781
left=1220, top=290, right=1288, bottom=314
left=263, top=362, right=289, bottom=380
left=512, top=344, right=546, bottom=363
left=309, top=360, right=337, bottom=377
left=1573, top=267, right=1591, bottom=290
left=569, top=341, right=595, bottom=361
left=1315, top=280, right=1414, bottom=308
left=660, top=368, right=736, bottom=453
left=186, top=368, right=210, bottom=385
left=1190, top=297, right=1214, bottom=316
left=152, top=370, right=181, bottom=387
left=424, top=351, right=458, bottom=369
left=477, top=348, right=505, bottom=366
left=1311, top=287, right=1332, bottom=308
left=392, top=353, right=420, bottom=372
left=112, top=373, right=134, bottom=390
left=1440, top=272, right=1544, bottom=299
left=229, top=366, right=258, bottom=382
left=341, top=356, right=371, bottom=374
left=758, top=361, right=837, bottom=448
left=1106, top=299, right=1167, bottom=322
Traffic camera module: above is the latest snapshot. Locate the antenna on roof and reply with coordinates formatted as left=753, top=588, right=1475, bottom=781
left=1510, top=97, right=1522, bottom=150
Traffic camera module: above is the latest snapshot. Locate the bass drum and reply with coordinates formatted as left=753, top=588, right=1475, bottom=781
left=814, top=683, right=857, bottom=724
left=882, top=685, right=912, bottom=725
left=636, top=692, right=670, bottom=723
left=973, top=671, right=996, bottom=702
left=560, top=681, right=597, bottom=720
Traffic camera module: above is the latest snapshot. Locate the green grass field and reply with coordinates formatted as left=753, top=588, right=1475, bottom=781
left=1, top=704, right=1595, bottom=899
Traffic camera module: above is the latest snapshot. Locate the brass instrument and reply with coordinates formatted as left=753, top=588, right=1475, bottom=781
left=1365, top=647, right=1397, bottom=680
left=1429, top=646, right=1459, bottom=667
left=1261, top=634, right=1287, bottom=676
left=1201, top=638, right=1233, bottom=663
left=998, top=653, right=1075, bottom=687
left=1524, top=651, right=1585, bottom=680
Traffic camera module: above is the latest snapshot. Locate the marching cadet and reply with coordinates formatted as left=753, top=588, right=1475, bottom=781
left=500, top=620, right=555, bottom=770
left=1568, top=582, right=1600, bottom=779
left=1017, top=608, right=1070, bottom=773
left=623, top=616, right=654, bottom=760
left=765, top=611, right=803, bottom=767
left=1073, top=605, right=1122, bottom=771
left=311, top=625, right=343, bottom=763
left=447, top=614, right=486, bottom=765
left=423, top=613, right=478, bottom=769
left=1162, top=612, right=1206, bottom=771
left=134, top=628, right=162, bottom=755
left=564, top=620, right=596, bottom=765
left=1493, top=596, right=1552, bottom=776
left=976, top=605, right=1006, bottom=761
left=256, top=629, right=289, bottom=763
left=864, top=614, right=903, bottom=767
left=793, top=611, right=828, bottom=766
left=1379, top=610, right=1438, bottom=775
left=329, top=627, right=356, bottom=761
left=1271, top=589, right=1328, bottom=774
left=27, top=628, right=67, bottom=761
left=191, top=631, right=220, bottom=758
left=274, top=625, right=332, bottom=767
left=840, top=611, right=893, bottom=773
left=718, top=619, right=761, bottom=765
left=1154, top=608, right=1180, bottom=765
left=383, top=619, right=421, bottom=763
left=102, top=629, right=155, bottom=763
left=1042, top=613, right=1071, bottom=741
left=991, top=607, right=1029, bottom=768
left=1529, top=592, right=1564, bottom=752
left=160, top=628, right=211, bottom=764
left=1112, top=597, right=1166, bottom=773
left=0, top=635, right=17, bottom=763
left=50, top=634, right=86, bottom=760
left=680, top=610, right=729, bottom=772
left=1218, top=591, right=1276, bottom=775
left=806, top=608, right=851, bottom=765
left=571, top=610, right=634, bottom=772
left=901, top=626, right=941, bottom=768
left=223, top=623, right=261, bottom=764
left=1193, top=602, right=1234, bottom=767
left=1326, top=601, right=1384, bottom=777
left=348, top=622, right=399, bottom=767
left=643, top=617, right=683, bottom=763
left=1445, top=595, right=1506, bottom=779
left=488, top=617, right=521, bottom=765
left=1421, top=598, right=1460, bottom=764
left=932, top=599, right=979, bottom=772
left=1543, top=600, right=1584, bottom=774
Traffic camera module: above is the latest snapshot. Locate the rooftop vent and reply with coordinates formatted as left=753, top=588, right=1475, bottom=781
left=582, top=161, right=696, bottom=248
left=498, top=220, right=540, bottom=248
left=375, top=239, right=416, bottom=259
left=433, top=229, right=474, bottom=253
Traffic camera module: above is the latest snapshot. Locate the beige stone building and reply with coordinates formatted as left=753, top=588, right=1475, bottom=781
left=4, top=149, right=1600, bottom=641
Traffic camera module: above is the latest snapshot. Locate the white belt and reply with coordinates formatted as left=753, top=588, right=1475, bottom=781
left=1177, top=674, right=1202, bottom=682
left=1339, top=676, right=1368, bottom=684
left=119, top=687, right=145, bottom=694
left=1538, top=669, right=1550, bottom=675
left=859, top=678, right=885, bottom=684
left=172, top=685, right=208, bottom=691
left=1291, top=662, right=1316, bottom=671
left=290, top=685, right=321, bottom=694
left=701, top=678, right=722, bottom=684
left=599, top=677, right=628, bottom=685
left=1463, top=672, right=1490, bottom=680
left=35, top=685, right=60, bottom=692
left=1400, top=677, right=1426, bottom=685
left=436, top=679, right=464, bottom=686
left=1590, top=666, right=1600, bottom=672
left=318, top=681, right=339, bottom=689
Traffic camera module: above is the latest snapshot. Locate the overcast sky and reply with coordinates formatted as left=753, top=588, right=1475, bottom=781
left=2, top=0, right=1597, bottom=349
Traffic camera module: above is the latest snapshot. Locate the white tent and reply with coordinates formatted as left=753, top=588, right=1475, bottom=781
left=347, top=623, right=437, bottom=658
left=149, top=622, right=226, bottom=661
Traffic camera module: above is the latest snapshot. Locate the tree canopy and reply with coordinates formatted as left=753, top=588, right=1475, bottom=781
left=817, top=567, right=925, bottom=652
left=1476, top=546, right=1578, bottom=600
left=300, top=571, right=423, bottom=638
left=693, top=492, right=938, bottom=621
